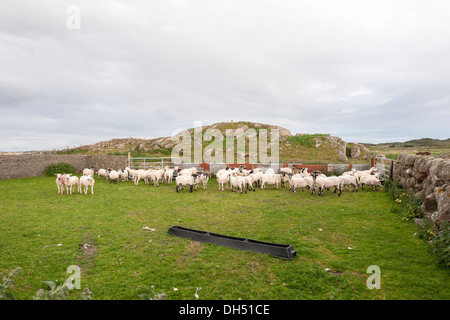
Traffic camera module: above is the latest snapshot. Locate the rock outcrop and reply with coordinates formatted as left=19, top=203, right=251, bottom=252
left=53, top=121, right=371, bottom=163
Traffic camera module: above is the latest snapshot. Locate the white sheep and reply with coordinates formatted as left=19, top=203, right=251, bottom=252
left=260, top=173, right=282, bottom=189
left=164, top=168, right=175, bottom=184
left=55, top=174, right=67, bottom=194
left=215, top=168, right=229, bottom=177
left=287, top=173, right=315, bottom=193
left=338, top=174, right=358, bottom=192
left=342, top=169, right=357, bottom=176
left=312, top=173, right=341, bottom=196
left=83, top=167, right=94, bottom=176
left=215, top=168, right=235, bottom=190
left=151, top=169, right=165, bottom=186
left=195, top=173, right=210, bottom=190
left=230, top=173, right=246, bottom=193
left=359, top=175, right=383, bottom=191
left=64, top=174, right=79, bottom=195
left=178, top=167, right=198, bottom=176
left=135, top=169, right=152, bottom=185
left=217, top=171, right=231, bottom=191
left=119, top=169, right=129, bottom=181
left=280, top=172, right=290, bottom=188
left=249, top=171, right=263, bottom=189
left=97, top=168, right=109, bottom=180
left=108, top=169, right=120, bottom=184
left=242, top=175, right=254, bottom=192
left=237, top=166, right=252, bottom=176
left=280, top=167, right=293, bottom=175
left=287, top=175, right=310, bottom=193
left=175, top=174, right=197, bottom=192
left=354, top=167, right=377, bottom=184
left=125, top=167, right=139, bottom=183
left=79, top=175, right=95, bottom=195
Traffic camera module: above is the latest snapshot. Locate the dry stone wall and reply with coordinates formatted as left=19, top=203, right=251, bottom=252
left=393, top=153, right=450, bottom=228
left=0, top=154, right=128, bottom=179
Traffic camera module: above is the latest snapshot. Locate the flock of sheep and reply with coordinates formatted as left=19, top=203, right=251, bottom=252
left=213, top=165, right=383, bottom=195
left=54, top=164, right=383, bottom=196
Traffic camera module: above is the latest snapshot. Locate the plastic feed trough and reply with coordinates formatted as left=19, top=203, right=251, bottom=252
left=168, top=226, right=297, bottom=260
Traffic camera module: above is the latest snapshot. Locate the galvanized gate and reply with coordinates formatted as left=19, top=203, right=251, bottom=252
left=127, top=156, right=180, bottom=170
left=375, top=155, right=395, bottom=180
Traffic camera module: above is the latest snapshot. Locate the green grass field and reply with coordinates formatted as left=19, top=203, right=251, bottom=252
left=0, top=176, right=449, bottom=300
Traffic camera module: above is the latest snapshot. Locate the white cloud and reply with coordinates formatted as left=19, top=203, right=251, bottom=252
left=0, top=0, right=449, bottom=151
left=339, top=108, right=359, bottom=114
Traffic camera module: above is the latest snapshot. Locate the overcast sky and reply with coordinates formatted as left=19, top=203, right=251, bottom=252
left=1, top=0, right=449, bottom=151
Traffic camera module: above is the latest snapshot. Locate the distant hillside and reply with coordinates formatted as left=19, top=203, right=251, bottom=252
left=365, top=138, right=450, bottom=149
left=52, top=121, right=374, bottom=163
left=363, top=137, right=450, bottom=160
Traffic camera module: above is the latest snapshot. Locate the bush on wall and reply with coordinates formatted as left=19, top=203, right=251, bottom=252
left=42, top=163, right=75, bottom=177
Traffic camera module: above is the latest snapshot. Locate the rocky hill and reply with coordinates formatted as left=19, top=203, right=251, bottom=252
left=54, top=121, right=373, bottom=163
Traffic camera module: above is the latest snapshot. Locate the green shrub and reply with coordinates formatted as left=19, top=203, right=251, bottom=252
left=150, top=148, right=172, bottom=156
left=42, top=163, right=76, bottom=177
left=286, top=134, right=330, bottom=148
left=0, top=267, right=20, bottom=300
left=385, top=178, right=449, bottom=268
left=430, top=222, right=450, bottom=268
left=385, top=153, right=399, bottom=160
left=384, top=179, right=423, bottom=220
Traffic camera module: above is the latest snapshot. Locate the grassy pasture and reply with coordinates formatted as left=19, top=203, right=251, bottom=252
left=0, top=176, right=449, bottom=300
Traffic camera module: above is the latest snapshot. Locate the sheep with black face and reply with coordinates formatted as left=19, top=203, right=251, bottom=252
left=175, top=173, right=198, bottom=193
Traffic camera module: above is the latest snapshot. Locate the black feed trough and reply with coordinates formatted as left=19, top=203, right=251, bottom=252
left=168, top=226, right=297, bottom=260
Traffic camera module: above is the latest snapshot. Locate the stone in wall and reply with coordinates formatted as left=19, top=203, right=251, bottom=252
left=394, top=153, right=450, bottom=229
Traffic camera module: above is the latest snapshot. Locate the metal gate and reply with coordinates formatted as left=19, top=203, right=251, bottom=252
left=375, top=156, right=395, bottom=180
left=128, top=157, right=180, bottom=170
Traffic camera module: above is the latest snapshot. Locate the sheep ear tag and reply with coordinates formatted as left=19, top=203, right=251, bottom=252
left=168, top=226, right=296, bottom=260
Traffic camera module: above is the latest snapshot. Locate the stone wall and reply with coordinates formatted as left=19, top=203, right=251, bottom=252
left=393, top=153, right=450, bottom=228
left=0, top=154, right=128, bottom=179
